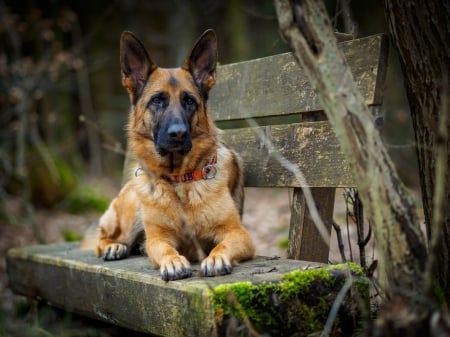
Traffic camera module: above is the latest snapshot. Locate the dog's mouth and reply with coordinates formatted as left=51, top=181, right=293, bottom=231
left=156, top=142, right=192, bottom=156
left=155, top=134, right=192, bottom=156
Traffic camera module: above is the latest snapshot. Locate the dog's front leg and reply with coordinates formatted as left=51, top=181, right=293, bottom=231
left=201, top=215, right=255, bottom=277
left=95, top=182, right=141, bottom=261
left=144, top=227, right=192, bottom=281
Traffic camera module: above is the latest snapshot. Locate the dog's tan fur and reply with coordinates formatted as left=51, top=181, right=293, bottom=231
left=91, top=29, right=255, bottom=281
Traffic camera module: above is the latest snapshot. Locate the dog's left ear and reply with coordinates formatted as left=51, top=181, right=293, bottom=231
left=182, top=29, right=217, bottom=98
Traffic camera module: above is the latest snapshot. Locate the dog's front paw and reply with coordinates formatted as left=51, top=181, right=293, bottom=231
left=101, top=243, right=128, bottom=261
left=160, top=255, right=192, bottom=281
left=201, top=254, right=233, bottom=277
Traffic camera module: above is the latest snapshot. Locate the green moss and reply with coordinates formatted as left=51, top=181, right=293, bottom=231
left=211, top=263, right=368, bottom=337
left=63, top=186, right=109, bottom=213
left=292, top=304, right=323, bottom=336
left=62, top=229, right=83, bottom=242
left=27, top=147, right=78, bottom=207
left=278, top=238, right=289, bottom=249
left=213, top=281, right=280, bottom=332
left=330, top=261, right=363, bottom=273
left=280, top=267, right=332, bottom=300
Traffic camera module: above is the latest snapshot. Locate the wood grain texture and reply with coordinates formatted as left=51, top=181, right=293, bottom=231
left=209, top=34, right=387, bottom=123
left=221, top=121, right=354, bottom=188
left=287, top=187, right=336, bottom=262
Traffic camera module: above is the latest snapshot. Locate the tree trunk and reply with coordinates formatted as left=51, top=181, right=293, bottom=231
left=385, top=0, right=450, bottom=302
left=274, top=0, right=427, bottom=297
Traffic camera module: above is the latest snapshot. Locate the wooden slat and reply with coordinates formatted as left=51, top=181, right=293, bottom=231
left=221, top=121, right=354, bottom=187
left=210, top=34, right=388, bottom=123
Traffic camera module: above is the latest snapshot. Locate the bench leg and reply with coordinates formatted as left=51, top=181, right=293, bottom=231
left=287, top=187, right=335, bottom=263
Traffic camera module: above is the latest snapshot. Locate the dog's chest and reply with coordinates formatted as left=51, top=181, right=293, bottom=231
left=172, top=181, right=211, bottom=206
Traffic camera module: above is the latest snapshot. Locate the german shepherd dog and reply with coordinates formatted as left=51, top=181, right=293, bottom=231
left=93, top=29, right=255, bottom=281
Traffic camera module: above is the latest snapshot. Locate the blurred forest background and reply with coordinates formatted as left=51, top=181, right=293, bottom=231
left=0, top=0, right=418, bottom=213
left=0, top=0, right=420, bottom=335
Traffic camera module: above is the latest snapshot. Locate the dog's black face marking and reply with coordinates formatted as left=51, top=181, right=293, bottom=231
left=169, top=74, right=179, bottom=88
left=149, top=88, right=194, bottom=156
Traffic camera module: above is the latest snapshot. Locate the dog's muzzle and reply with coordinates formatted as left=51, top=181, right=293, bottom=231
left=155, top=122, right=192, bottom=156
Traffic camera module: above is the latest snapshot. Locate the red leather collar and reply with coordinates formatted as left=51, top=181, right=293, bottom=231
left=161, top=153, right=217, bottom=183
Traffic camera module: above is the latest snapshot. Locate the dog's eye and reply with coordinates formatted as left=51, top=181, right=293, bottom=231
left=182, top=94, right=197, bottom=108
left=151, top=97, right=161, bottom=105
left=149, top=94, right=166, bottom=108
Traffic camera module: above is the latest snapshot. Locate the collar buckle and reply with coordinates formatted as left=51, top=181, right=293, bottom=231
left=202, top=164, right=217, bottom=180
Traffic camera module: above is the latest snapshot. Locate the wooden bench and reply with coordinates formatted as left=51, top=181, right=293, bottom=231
left=212, top=33, right=387, bottom=262
left=7, top=34, right=388, bottom=337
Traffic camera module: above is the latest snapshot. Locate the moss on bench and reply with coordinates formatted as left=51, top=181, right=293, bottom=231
left=212, top=263, right=367, bottom=336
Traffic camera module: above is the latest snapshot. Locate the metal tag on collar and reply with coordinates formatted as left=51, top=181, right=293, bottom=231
left=135, top=167, right=143, bottom=177
left=202, top=164, right=217, bottom=179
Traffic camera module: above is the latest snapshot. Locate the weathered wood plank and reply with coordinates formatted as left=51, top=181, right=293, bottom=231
left=222, top=121, right=354, bottom=187
left=6, top=243, right=368, bottom=337
left=210, top=34, right=387, bottom=123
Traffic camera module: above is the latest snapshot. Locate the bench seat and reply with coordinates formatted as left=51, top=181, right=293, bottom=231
left=7, top=243, right=365, bottom=337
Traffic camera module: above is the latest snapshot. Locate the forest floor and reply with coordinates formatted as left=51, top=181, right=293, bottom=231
left=0, top=180, right=422, bottom=336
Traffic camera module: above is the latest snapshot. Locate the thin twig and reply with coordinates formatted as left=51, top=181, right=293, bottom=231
left=236, top=56, right=330, bottom=246
left=354, top=190, right=367, bottom=269
left=363, top=221, right=372, bottom=247
left=80, top=115, right=127, bottom=156
left=332, top=221, right=347, bottom=263
left=246, top=117, right=331, bottom=246
left=226, top=290, right=261, bottom=337
left=340, top=0, right=357, bottom=36
left=320, top=271, right=354, bottom=337
left=72, top=21, right=102, bottom=176
left=344, top=189, right=354, bottom=262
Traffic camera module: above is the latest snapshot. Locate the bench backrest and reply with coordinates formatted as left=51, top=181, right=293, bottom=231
left=209, top=34, right=388, bottom=262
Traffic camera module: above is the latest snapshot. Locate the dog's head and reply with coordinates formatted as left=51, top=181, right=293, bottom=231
left=120, top=30, right=217, bottom=157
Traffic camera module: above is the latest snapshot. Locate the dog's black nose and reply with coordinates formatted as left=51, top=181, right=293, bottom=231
left=167, top=124, right=187, bottom=141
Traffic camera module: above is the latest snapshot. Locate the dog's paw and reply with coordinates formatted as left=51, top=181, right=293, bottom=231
left=160, top=255, right=192, bottom=281
left=101, top=243, right=128, bottom=261
left=201, top=254, right=233, bottom=277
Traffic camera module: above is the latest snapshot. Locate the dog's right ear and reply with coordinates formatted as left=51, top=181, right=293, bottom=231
left=120, top=31, right=156, bottom=103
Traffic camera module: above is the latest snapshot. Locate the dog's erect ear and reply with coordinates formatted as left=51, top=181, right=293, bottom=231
left=182, top=29, right=217, bottom=98
left=120, top=31, right=156, bottom=103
